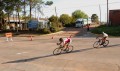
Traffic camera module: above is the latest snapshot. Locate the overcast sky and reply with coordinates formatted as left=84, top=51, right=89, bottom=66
left=41, top=0, right=120, bottom=22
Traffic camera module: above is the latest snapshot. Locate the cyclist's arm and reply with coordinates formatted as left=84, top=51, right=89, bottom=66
left=57, top=41, right=62, bottom=45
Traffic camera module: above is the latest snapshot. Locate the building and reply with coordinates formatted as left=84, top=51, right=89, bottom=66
left=4, top=17, right=49, bottom=30
left=28, top=18, right=49, bottom=29
left=109, top=9, right=120, bottom=25
left=4, top=17, right=24, bottom=30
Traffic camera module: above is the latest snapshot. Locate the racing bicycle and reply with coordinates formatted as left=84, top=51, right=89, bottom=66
left=93, top=37, right=109, bottom=48
left=53, top=44, right=73, bottom=55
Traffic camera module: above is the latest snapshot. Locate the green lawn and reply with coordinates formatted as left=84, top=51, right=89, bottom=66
left=91, top=25, right=120, bottom=37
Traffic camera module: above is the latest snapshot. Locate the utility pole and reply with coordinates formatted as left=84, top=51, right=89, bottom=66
left=99, top=4, right=101, bottom=24
left=55, top=7, right=58, bottom=27
left=107, top=0, right=109, bottom=25
left=55, top=7, right=58, bottom=17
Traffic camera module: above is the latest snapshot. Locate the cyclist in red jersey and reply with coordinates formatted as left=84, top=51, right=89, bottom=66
left=57, top=37, right=72, bottom=49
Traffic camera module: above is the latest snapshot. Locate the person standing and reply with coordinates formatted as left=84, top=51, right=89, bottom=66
left=86, top=24, right=90, bottom=31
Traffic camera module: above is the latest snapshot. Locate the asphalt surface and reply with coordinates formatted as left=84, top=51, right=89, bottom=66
left=0, top=27, right=120, bottom=71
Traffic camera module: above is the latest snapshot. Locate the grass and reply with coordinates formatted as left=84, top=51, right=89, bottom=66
left=0, top=27, right=64, bottom=37
left=91, top=25, right=120, bottom=37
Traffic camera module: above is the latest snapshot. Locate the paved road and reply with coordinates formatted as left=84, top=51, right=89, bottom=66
left=0, top=27, right=120, bottom=71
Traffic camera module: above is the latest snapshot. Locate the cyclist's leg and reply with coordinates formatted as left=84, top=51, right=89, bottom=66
left=101, top=37, right=106, bottom=45
left=66, top=43, right=70, bottom=48
left=63, top=42, right=69, bottom=51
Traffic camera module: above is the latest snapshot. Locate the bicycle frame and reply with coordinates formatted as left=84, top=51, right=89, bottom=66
left=93, top=37, right=109, bottom=48
left=53, top=44, right=73, bottom=55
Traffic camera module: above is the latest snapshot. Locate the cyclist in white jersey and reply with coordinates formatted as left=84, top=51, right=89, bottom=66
left=101, top=32, right=108, bottom=45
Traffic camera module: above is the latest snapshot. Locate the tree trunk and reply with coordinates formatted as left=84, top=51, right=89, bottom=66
left=24, top=0, right=27, bottom=30
left=30, top=0, right=32, bottom=20
left=8, top=13, right=10, bottom=29
left=18, top=12, right=21, bottom=30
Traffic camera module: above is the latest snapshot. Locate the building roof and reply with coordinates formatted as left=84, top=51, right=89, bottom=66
left=5, top=17, right=48, bottom=22
left=5, top=17, right=24, bottom=22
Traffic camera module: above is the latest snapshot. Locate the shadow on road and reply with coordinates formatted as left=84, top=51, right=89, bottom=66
left=2, top=44, right=120, bottom=64
left=2, top=48, right=94, bottom=64
left=107, top=44, right=120, bottom=48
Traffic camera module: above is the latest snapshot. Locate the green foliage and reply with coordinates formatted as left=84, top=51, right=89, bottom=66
left=48, top=15, right=62, bottom=32
left=72, top=10, right=88, bottom=20
left=45, top=1, right=53, bottom=5
left=49, top=15, right=58, bottom=22
left=91, top=14, right=99, bottom=23
left=0, top=0, right=5, bottom=11
left=91, top=25, right=120, bottom=36
left=59, top=14, right=72, bottom=26
left=40, top=28, right=51, bottom=34
left=50, top=27, right=58, bottom=32
left=49, top=22, right=61, bottom=32
left=50, top=22, right=57, bottom=27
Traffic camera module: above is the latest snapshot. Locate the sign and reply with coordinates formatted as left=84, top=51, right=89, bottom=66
left=5, top=33, right=12, bottom=38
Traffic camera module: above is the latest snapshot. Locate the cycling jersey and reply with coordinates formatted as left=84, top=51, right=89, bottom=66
left=63, top=38, right=72, bottom=44
left=103, top=32, right=108, bottom=37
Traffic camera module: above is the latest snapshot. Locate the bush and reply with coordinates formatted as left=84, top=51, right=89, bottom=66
left=40, top=28, right=51, bottom=34
left=50, top=27, right=56, bottom=32
left=91, top=25, right=120, bottom=36
left=50, top=27, right=60, bottom=33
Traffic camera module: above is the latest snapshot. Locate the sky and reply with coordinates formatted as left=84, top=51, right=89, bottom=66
left=40, top=0, right=120, bottom=22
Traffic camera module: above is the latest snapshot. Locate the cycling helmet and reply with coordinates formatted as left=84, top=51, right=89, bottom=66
left=59, top=38, right=63, bottom=42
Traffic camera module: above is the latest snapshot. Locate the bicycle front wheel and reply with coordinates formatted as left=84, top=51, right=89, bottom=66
left=66, top=45, right=73, bottom=53
left=53, top=48, right=62, bottom=55
left=93, top=41, right=100, bottom=48
left=103, top=40, right=109, bottom=47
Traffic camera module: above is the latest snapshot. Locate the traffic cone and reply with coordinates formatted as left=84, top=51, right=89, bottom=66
left=51, top=36, right=53, bottom=39
left=30, top=36, right=33, bottom=41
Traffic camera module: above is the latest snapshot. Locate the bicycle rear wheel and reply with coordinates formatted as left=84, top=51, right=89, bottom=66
left=65, top=45, right=73, bottom=53
left=93, top=41, right=100, bottom=48
left=53, top=48, right=62, bottom=55
left=103, top=40, right=109, bottom=47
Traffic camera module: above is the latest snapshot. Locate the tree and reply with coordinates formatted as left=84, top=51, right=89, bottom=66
left=72, top=10, right=88, bottom=20
left=4, top=0, right=14, bottom=26
left=1, top=0, right=53, bottom=31
left=22, top=0, right=27, bottom=30
left=48, top=15, right=61, bottom=32
left=0, top=0, right=5, bottom=29
left=49, top=15, right=58, bottom=23
left=45, top=1, right=53, bottom=5
left=14, top=0, right=23, bottom=32
left=27, top=0, right=53, bottom=20
left=18, top=0, right=53, bottom=30
left=0, top=0, right=5, bottom=14
left=59, top=14, right=72, bottom=26
left=91, top=14, right=99, bottom=23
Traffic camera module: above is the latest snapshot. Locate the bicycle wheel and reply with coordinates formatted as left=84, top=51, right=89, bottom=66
left=103, top=40, right=109, bottom=47
left=93, top=41, right=100, bottom=48
left=53, top=48, right=62, bottom=55
left=65, top=45, right=73, bottom=53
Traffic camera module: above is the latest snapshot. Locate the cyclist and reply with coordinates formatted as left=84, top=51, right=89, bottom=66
left=101, top=32, right=108, bottom=45
left=57, top=37, right=72, bottom=50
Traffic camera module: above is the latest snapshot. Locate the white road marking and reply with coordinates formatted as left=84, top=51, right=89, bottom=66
left=16, top=52, right=28, bottom=55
